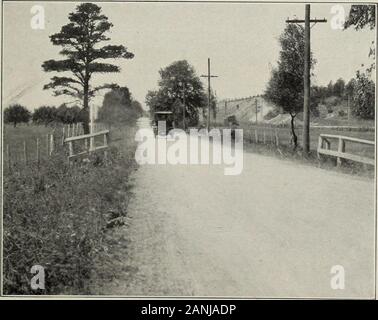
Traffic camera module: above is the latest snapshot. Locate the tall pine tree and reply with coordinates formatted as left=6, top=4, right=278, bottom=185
left=42, top=3, right=134, bottom=133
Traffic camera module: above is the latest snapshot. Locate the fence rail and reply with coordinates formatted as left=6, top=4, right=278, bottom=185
left=64, top=129, right=110, bottom=160
left=317, top=134, right=374, bottom=166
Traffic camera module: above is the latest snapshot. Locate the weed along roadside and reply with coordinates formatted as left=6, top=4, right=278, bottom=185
left=3, top=124, right=139, bottom=295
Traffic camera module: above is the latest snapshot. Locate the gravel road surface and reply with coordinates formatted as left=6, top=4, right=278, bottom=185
left=101, top=118, right=375, bottom=298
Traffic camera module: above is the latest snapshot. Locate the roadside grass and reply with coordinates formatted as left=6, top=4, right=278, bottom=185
left=242, top=136, right=375, bottom=179
left=241, top=125, right=375, bottom=159
left=211, top=122, right=374, bottom=177
left=3, top=124, right=138, bottom=295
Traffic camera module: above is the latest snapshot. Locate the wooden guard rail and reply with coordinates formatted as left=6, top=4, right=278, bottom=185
left=317, top=134, right=374, bottom=166
left=64, top=129, right=110, bottom=160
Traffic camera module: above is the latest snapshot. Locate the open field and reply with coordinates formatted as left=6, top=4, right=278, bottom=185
left=4, top=124, right=54, bottom=164
left=3, top=123, right=111, bottom=169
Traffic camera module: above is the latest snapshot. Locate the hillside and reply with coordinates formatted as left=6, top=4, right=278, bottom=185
left=214, top=95, right=374, bottom=129
left=215, top=96, right=276, bottom=124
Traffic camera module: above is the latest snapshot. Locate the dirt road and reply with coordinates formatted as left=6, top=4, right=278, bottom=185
left=101, top=118, right=375, bottom=298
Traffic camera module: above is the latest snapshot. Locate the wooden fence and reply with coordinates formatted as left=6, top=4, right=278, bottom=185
left=64, top=129, right=110, bottom=160
left=5, top=122, right=109, bottom=169
left=5, top=132, right=57, bottom=170
left=317, top=134, right=374, bottom=166
left=244, top=127, right=282, bottom=147
left=242, top=126, right=374, bottom=167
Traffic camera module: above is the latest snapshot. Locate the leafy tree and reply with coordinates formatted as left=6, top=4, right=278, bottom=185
left=97, top=87, right=143, bottom=126
left=345, top=78, right=356, bottom=98
left=32, top=106, right=57, bottom=126
left=131, top=100, right=144, bottom=116
left=351, top=71, right=375, bottom=119
left=42, top=3, right=134, bottom=133
left=326, top=81, right=334, bottom=97
left=344, top=5, right=376, bottom=120
left=333, top=78, right=345, bottom=97
left=265, top=24, right=315, bottom=149
left=55, top=104, right=82, bottom=124
left=208, top=89, right=217, bottom=120
left=309, top=86, right=324, bottom=117
left=145, top=60, right=207, bottom=128
left=4, top=104, right=31, bottom=127
left=344, top=5, right=375, bottom=30
left=345, top=5, right=376, bottom=74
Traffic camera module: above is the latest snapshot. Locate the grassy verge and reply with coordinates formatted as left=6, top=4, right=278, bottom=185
left=242, top=137, right=374, bottom=179
left=3, top=125, right=138, bottom=295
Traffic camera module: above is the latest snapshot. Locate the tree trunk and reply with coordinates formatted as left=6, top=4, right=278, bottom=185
left=290, top=114, right=298, bottom=150
left=82, top=80, right=90, bottom=134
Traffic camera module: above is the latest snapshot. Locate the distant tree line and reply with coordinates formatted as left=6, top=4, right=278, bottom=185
left=4, top=85, right=144, bottom=128
left=4, top=103, right=86, bottom=127
left=310, top=75, right=374, bottom=120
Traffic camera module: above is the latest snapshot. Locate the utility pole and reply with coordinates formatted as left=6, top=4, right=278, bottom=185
left=286, top=5, right=326, bottom=154
left=225, top=100, right=227, bottom=117
left=201, top=58, right=218, bottom=131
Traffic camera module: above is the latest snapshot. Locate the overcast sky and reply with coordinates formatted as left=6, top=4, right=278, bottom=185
left=2, top=1, right=375, bottom=110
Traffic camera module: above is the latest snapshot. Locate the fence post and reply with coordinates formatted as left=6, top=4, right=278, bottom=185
left=6, top=144, right=10, bottom=170
left=46, top=134, right=50, bottom=156
left=263, top=129, right=266, bottom=144
left=275, top=129, right=279, bottom=147
left=36, top=138, right=40, bottom=164
left=62, top=126, right=65, bottom=146
left=255, top=129, right=258, bottom=143
left=23, top=141, right=27, bottom=165
left=50, top=134, right=54, bottom=156
left=90, top=130, right=95, bottom=151
left=337, top=137, right=345, bottom=167
left=104, top=132, right=108, bottom=160
left=317, top=136, right=323, bottom=160
left=68, top=141, right=73, bottom=158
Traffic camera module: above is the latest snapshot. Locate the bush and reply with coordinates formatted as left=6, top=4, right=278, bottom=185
left=33, top=106, right=58, bottom=126
left=351, top=71, right=375, bottom=119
